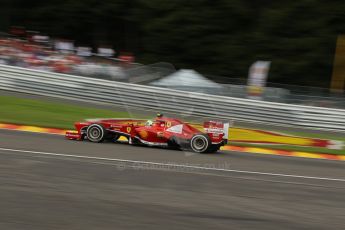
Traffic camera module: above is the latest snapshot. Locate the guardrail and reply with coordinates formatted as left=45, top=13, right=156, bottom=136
left=1, top=64, right=345, bottom=132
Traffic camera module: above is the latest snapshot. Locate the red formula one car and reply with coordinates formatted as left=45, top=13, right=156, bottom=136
left=65, top=114, right=230, bottom=153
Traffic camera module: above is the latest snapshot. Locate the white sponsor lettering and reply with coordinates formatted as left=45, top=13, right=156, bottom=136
left=166, top=124, right=183, bottom=134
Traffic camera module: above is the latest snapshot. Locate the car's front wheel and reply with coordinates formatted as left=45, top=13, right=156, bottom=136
left=190, top=134, right=210, bottom=153
left=87, top=124, right=106, bottom=143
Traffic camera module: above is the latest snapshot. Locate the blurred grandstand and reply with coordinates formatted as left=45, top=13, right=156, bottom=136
left=0, top=29, right=141, bottom=82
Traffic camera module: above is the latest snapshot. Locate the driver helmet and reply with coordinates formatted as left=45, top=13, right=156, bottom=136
left=146, top=120, right=153, bottom=126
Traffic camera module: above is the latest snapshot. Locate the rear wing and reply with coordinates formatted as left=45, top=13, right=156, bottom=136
left=223, top=122, right=230, bottom=140
left=203, top=120, right=232, bottom=141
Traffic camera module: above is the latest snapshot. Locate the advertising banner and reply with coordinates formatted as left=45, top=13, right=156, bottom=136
left=247, top=60, right=270, bottom=100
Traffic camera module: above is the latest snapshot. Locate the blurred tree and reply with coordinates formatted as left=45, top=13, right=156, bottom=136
left=1, top=0, right=345, bottom=87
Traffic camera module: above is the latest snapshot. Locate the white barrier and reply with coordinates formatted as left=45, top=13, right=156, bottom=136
left=1, top=64, right=345, bottom=132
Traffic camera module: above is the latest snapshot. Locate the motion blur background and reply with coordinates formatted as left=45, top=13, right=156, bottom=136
left=1, top=3, right=345, bottom=229
left=1, top=0, right=345, bottom=107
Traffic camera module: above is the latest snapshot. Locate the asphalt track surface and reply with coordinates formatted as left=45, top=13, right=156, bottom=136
left=1, top=129, right=345, bottom=230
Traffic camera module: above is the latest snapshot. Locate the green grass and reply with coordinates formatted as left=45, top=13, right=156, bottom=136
left=0, top=95, right=140, bottom=129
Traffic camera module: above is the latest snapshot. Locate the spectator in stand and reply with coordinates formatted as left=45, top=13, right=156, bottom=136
left=0, top=28, right=131, bottom=81
left=118, top=52, right=135, bottom=64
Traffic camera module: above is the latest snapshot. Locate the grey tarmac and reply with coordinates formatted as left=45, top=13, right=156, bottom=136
left=0, top=129, right=345, bottom=229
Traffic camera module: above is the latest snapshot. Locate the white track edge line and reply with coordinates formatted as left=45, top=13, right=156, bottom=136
left=0, top=147, right=344, bottom=182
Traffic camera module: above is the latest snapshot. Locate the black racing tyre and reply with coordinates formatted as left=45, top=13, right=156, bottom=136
left=190, top=134, right=211, bottom=153
left=87, top=124, right=106, bottom=143
left=207, top=145, right=220, bottom=153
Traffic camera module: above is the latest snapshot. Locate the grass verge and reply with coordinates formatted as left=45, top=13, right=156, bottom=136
left=0, top=95, right=139, bottom=129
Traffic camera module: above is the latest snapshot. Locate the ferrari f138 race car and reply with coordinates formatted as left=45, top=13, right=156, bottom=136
left=65, top=114, right=230, bottom=153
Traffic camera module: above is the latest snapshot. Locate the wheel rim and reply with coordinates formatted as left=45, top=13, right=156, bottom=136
left=88, top=126, right=103, bottom=141
left=194, top=138, right=206, bottom=150
left=191, top=135, right=208, bottom=152
left=91, top=129, right=100, bottom=138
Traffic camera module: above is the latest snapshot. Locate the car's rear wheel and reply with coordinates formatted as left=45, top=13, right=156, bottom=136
left=190, top=134, right=210, bottom=153
left=87, top=124, right=106, bottom=143
left=207, top=145, right=221, bottom=153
